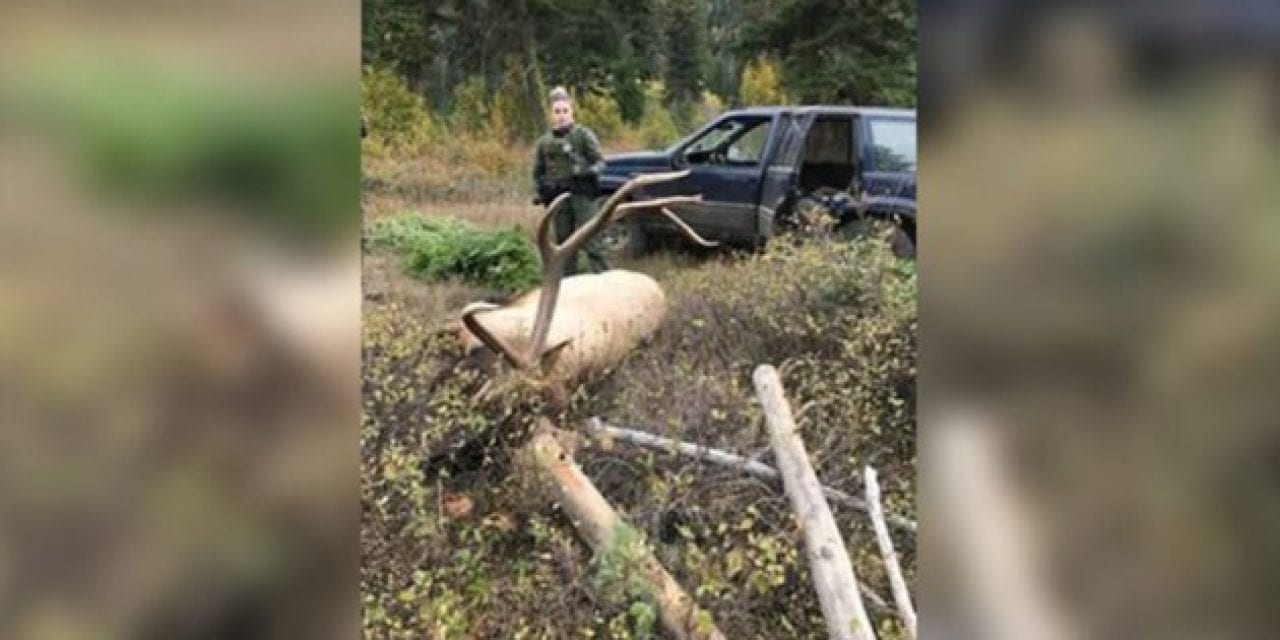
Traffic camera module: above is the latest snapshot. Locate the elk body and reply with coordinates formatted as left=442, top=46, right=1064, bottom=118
left=458, top=270, right=667, bottom=384
left=458, top=170, right=714, bottom=388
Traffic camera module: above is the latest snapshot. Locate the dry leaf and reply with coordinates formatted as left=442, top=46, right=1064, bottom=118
left=443, top=493, right=474, bottom=520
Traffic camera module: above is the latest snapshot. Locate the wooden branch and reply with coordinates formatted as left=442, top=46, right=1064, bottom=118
left=587, top=418, right=895, bottom=613
left=586, top=417, right=778, bottom=477
left=865, top=466, right=917, bottom=640
left=585, top=418, right=918, bottom=534
left=753, top=365, right=877, bottom=640
left=522, top=421, right=727, bottom=640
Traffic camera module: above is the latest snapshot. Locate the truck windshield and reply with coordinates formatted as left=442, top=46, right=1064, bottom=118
left=868, top=117, right=917, bottom=172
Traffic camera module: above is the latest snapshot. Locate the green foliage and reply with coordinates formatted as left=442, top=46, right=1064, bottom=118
left=612, top=71, right=647, bottom=124
left=663, top=0, right=711, bottom=107
left=637, top=102, right=682, bottom=149
left=745, top=0, right=917, bottom=106
left=694, top=91, right=726, bottom=129
left=362, top=0, right=918, bottom=151
left=576, top=90, right=626, bottom=142
left=739, top=55, right=789, bottom=106
left=490, top=58, right=545, bottom=142
left=449, top=76, right=492, bottom=135
left=368, top=214, right=539, bottom=292
left=362, top=65, right=438, bottom=153
left=361, top=0, right=431, bottom=84
left=592, top=524, right=660, bottom=639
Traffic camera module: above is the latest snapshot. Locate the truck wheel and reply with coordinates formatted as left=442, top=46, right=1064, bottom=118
left=596, top=196, right=648, bottom=260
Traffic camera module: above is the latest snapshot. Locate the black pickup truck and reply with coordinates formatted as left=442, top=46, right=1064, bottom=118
left=597, top=106, right=916, bottom=256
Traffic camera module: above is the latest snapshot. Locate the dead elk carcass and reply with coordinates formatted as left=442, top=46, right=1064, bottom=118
left=457, top=170, right=715, bottom=387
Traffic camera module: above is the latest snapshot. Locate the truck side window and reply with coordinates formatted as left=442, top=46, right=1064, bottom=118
left=686, top=120, right=740, bottom=155
left=868, top=118, right=917, bottom=172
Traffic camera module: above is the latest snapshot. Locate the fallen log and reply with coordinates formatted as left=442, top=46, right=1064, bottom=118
left=754, top=365, right=877, bottom=640
left=585, top=417, right=918, bottom=534
left=522, top=420, right=727, bottom=640
left=865, top=466, right=917, bottom=639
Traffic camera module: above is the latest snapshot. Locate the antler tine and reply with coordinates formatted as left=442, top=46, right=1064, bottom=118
left=558, top=170, right=692, bottom=256
left=461, top=302, right=532, bottom=369
left=523, top=191, right=578, bottom=368
left=610, top=195, right=702, bottom=220
left=658, top=207, right=720, bottom=248
left=610, top=196, right=718, bottom=248
left=536, top=191, right=574, bottom=263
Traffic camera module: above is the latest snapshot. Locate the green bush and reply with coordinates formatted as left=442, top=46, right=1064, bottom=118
left=449, top=76, right=492, bottom=135
left=489, top=59, right=544, bottom=142
left=576, top=90, right=625, bottom=142
left=635, top=103, right=680, bottom=149
left=361, top=65, right=437, bottom=152
left=368, top=214, right=540, bottom=292
left=634, top=82, right=683, bottom=149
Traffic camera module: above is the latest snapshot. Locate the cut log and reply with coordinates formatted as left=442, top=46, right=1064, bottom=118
left=753, top=365, right=877, bottom=640
left=585, top=417, right=918, bottom=534
left=522, top=420, right=727, bottom=640
left=865, top=466, right=917, bottom=639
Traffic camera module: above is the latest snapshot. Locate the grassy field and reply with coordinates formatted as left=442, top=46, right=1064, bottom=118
left=360, top=153, right=917, bottom=639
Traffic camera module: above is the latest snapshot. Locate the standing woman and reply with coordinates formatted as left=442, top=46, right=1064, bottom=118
left=531, top=86, right=609, bottom=275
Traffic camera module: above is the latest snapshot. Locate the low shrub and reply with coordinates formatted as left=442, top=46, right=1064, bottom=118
left=368, top=214, right=540, bottom=292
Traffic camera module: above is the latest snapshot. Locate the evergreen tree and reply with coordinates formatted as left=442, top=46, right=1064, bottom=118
left=662, top=0, right=709, bottom=109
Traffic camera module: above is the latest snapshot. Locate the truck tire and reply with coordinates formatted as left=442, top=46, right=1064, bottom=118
left=595, top=196, right=648, bottom=260
left=890, top=225, right=915, bottom=259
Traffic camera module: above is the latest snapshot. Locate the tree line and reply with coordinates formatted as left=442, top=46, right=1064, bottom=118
left=362, top=0, right=915, bottom=139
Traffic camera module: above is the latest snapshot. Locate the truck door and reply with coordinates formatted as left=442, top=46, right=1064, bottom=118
left=647, top=114, right=776, bottom=243
left=757, top=111, right=815, bottom=241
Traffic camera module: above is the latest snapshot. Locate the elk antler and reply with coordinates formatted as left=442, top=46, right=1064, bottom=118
left=466, top=170, right=712, bottom=371
left=460, top=302, right=531, bottom=369
left=525, top=171, right=714, bottom=364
